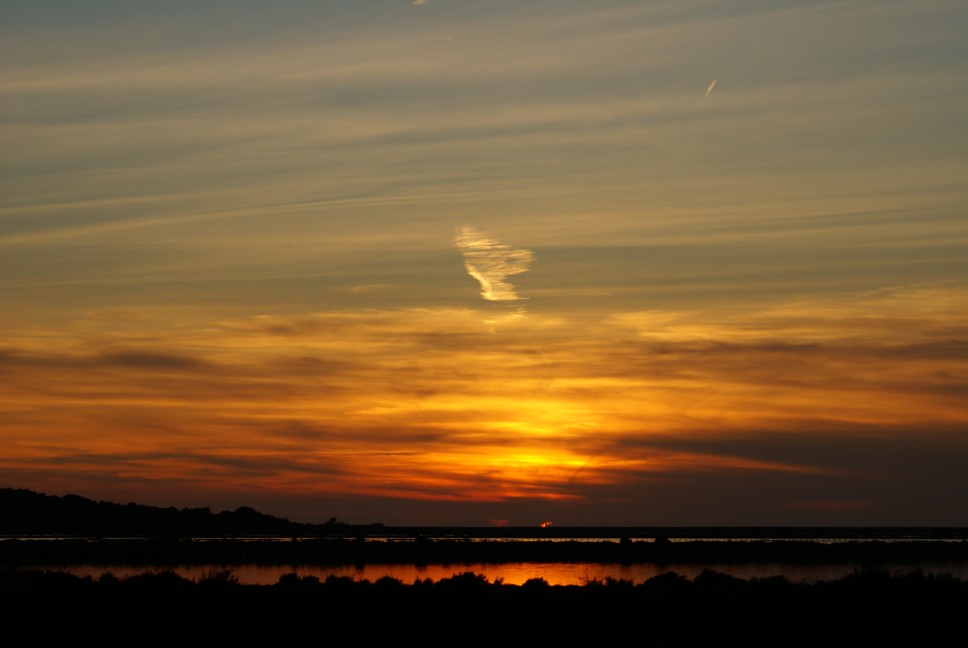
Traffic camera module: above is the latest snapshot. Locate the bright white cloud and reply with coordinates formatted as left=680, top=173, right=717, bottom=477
left=455, top=227, right=533, bottom=302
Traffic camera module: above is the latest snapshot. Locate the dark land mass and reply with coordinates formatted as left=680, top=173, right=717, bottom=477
left=5, top=536, right=968, bottom=567
left=2, top=567, right=966, bottom=647
left=3, top=487, right=968, bottom=567
left=4, top=486, right=967, bottom=540
left=0, top=487, right=316, bottom=538
left=4, top=488, right=967, bottom=646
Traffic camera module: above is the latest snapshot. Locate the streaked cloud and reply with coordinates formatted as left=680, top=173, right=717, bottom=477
left=455, top=227, right=534, bottom=302
left=705, top=78, right=718, bottom=97
left=2, top=281, right=967, bottom=521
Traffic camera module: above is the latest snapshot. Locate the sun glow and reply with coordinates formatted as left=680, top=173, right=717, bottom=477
left=4, top=282, right=968, bottom=516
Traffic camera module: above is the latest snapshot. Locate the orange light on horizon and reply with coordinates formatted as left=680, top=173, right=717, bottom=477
left=3, top=285, right=967, bottom=511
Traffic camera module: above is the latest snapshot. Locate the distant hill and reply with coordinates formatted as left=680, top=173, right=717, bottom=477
left=0, top=488, right=334, bottom=537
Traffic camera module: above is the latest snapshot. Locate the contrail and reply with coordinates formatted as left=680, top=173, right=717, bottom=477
left=455, top=227, right=533, bottom=302
left=705, top=78, right=718, bottom=97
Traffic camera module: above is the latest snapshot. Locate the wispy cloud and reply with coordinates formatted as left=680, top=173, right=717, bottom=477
left=705, top=78, right=718, bottom=97
left=2, top=282, right=968, bottom=520
left=455, top=227, right=534, bottom=302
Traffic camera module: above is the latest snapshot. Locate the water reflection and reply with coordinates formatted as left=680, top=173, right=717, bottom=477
left=44, top=561, right=968, bottom=586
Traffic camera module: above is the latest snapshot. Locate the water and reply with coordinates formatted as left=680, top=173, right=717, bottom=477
left=29, top=560, right=968, bottom=586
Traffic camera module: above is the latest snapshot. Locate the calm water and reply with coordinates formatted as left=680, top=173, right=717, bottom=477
left=33, top=561, right=968, bottom=586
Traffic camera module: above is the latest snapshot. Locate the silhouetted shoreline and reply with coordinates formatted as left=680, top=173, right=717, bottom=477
left=4, top=536, right=968, bottom=567
left=6, top=487, right=967, bottom=541
left=3, top=567, right=966, bottom=647
left=4, top=488, right=968, bottom=646
left=4, top=487, right=968, bottom=568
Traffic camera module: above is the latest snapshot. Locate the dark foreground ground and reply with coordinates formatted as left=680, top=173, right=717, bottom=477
left=2, top=567, right=966, bottom=647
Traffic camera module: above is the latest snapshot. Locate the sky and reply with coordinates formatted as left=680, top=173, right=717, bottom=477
left=2, top=0, right=967, bottom=526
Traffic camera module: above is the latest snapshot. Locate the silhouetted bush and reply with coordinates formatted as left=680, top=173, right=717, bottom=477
left=374, top=575, right=404, bottom=588
left=694, top=568, right=745, bottom=589
left=197, top=569, right=240, bottom=587
left=438, top=571, right=489, bottom=589
left=2, top=567, right=966, bottom=646
left=640, top=570, right=691, bottom=593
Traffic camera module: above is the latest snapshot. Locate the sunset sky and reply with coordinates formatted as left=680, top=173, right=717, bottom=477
left=3, top=0, right=967, bottom=526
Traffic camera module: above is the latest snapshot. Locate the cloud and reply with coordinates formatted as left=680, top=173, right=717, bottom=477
left=455, top=227, right=534, bottom=302
left=705, top=78, right=718, bottom=97
left=3, top=283, right=968, bottom=521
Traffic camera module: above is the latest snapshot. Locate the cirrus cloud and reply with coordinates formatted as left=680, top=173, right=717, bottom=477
left=455, top=227, right=534, bottom=302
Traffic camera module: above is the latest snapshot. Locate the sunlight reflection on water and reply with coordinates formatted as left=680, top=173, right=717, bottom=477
left=40, top=561, right=968, bottom=586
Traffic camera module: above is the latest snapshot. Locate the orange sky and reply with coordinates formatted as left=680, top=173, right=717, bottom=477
left=3, top=283, right=967, bottom=524
left=2, top=1, right=967, bottom=524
